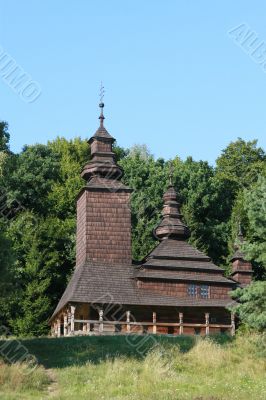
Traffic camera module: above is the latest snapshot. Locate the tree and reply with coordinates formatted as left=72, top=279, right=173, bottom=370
left=1, top=137, right=90, bottom=335
left=0, top=121, right=10, bottom=152
left=120, top=150, right=166, bottom=260
left=0, top=221, right=14, bottom=328
left=47, top=137, right=88, bottom=217
left=7, top=212, right=75, bottom=336
left=0, top=151, right=8, bottom=177
left=113, top=143, right=129, bottom=161
left=216, top=138, right=265, bottom=192
left=175, top=157, right=231, bottom=265
left=5, top=144, right=60, bottom=215
left=215, top=139, right=266, bottom=271
left=241, top=175, right=266, bottom=278
left=231, top=281, right=266, bottom=332
left=128, top=144, right=151, bottom=160
left=121, top=152, right=232, bottom=265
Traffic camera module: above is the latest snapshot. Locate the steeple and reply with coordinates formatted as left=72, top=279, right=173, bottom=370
left=154, top=167, right=190, bottom=240
left=99, top=82, right=105, bottom=128
left=76, top=91, right=133, bottom=267
left=81, top=98, right=123, bottom=182
left=230, top=223, right=244, bottom=262
left=230, top=223, right=253, bottom=287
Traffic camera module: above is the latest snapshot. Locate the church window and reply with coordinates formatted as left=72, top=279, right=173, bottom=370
left=200, top=285, right=209, bottom=298
left=187, top=284, right=197, bottom=297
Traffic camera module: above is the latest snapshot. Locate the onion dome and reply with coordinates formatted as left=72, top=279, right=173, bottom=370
left=154, top=183, right=190, bottom=241
left=81, top=102, right=123, bottom=181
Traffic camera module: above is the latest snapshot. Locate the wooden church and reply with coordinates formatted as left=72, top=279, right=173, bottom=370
left=50, top=102, right=253, bottom=336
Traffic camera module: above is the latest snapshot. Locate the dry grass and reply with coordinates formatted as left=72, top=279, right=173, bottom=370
left=0, top=333, right=265, bottom=400
left=0, top=359, right=50, bottom=399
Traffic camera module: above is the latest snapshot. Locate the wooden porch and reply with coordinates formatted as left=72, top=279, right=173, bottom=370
left=52, top=307, right=236, bottom=337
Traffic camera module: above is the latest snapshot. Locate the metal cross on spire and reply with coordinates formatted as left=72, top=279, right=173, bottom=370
left=169, top=161, right=174, bottom=186
left=99, top=82, right=105, bottom=127
left=238, top=221, right=244, bottom=240
left=99, top=81, right=105, bottom=104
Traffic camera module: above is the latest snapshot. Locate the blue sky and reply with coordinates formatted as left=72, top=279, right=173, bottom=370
left=0, top=0, right=266, bottom=164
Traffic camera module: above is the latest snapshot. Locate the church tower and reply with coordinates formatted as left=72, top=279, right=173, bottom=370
left=76, top=101, right=132, bottom=267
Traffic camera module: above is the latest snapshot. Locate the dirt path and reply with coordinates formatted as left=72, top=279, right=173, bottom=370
left=45, top=368, right=59, bottom=398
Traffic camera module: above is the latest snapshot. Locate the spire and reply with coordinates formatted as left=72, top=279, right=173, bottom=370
left=154, top=176, right=190, bottom=241
left=99, top=102, right=105, bottom=128
left=81, top=88, right=123, bottom=182
left=90, top=82, right=114, bottom=141
left=99, top=82, right=105, bottom=128
left=230, top=222, right=244, bottom=262
left=237, top=222, right=244, bottom=242
left=169, top=161, right=174, bottom=187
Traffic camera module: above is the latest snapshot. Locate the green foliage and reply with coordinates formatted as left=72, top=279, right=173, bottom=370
left=0, top=133, right=88, bottom=336
left=243, top=175, right=266, bottom=273
left=229, top=173, right=266, bottom=279
left=120, top=151, right=166, bottom=260
left=5, top=144, right=60, bottom=214
left=218, top=139, right=266, bottom=274
left=231, top=281, right=266, bottom=331
left=6, top=209, right=76, bottom=336
left=0, top=121, right=10, bottom=152
left=0, top=121, right=11, bottom=202
left=175, top=157, right=232, bottom=265
left=0, top=151, right=8, bottom=177
left=216, top=138, right=265, bottom=191
left=47, top=137, right=88, bottom=217
left=0, top=221, right=14, bottom=327
left=113, top=142, right=129, bottom=161
left=121, top=151, right=236, bottom=264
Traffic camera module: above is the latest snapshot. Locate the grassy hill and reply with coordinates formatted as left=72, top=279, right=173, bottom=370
left=0, top=334, right=265, bottom=400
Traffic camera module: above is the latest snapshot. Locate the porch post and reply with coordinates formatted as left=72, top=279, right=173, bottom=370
left=64, top=314, right=68, bottom=336
left=57, top=318, right=61, bottom=337
left=83, top=317, right=87, bottom=333
left=99, top=309, right=104, bottom=333
left=179, top=312, right=183, bottom=335
left=205, top=312, right=210, bottom=335
left=86, top=305, right=91, bottom=333
left=70, top=305, right=76, bottom=335
left=67, top=309, right=71, bottom=335
left=231, top=312, right=235, bottom=336
left=152, top=312, right=157, bottom=334
left=126, top=311, right=131, bottom=333
left=53, top=322, right=57, bottom=337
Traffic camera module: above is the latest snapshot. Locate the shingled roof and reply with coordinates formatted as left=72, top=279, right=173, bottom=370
left=51, top=262, right=235, bottom=320
left=136, top=270, right=235, bottom=284
left=148, top=239, right=210, bottom=261
left=135, top=238, right=235, bottom=284
left=135, top=184, right=234, bottom=287
left=90, top=126, right=115, bottom=142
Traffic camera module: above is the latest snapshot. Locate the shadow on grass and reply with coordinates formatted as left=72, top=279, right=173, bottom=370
left=0, top=334, right=233, bottom=369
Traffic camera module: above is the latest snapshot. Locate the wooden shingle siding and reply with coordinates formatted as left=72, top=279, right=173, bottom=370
left=76, top=189, right=132, bottom=266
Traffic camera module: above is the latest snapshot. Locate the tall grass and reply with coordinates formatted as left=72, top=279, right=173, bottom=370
left=53, top=333, right=266, bottom=400
left=0, top=334, right=265, bottom=400
left=0, top=360, right=49, bottom=399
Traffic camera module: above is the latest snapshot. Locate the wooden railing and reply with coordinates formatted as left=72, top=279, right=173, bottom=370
left=53, top=310, right=235, bottom=337
left=69, top=319, right=234, bottom=336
